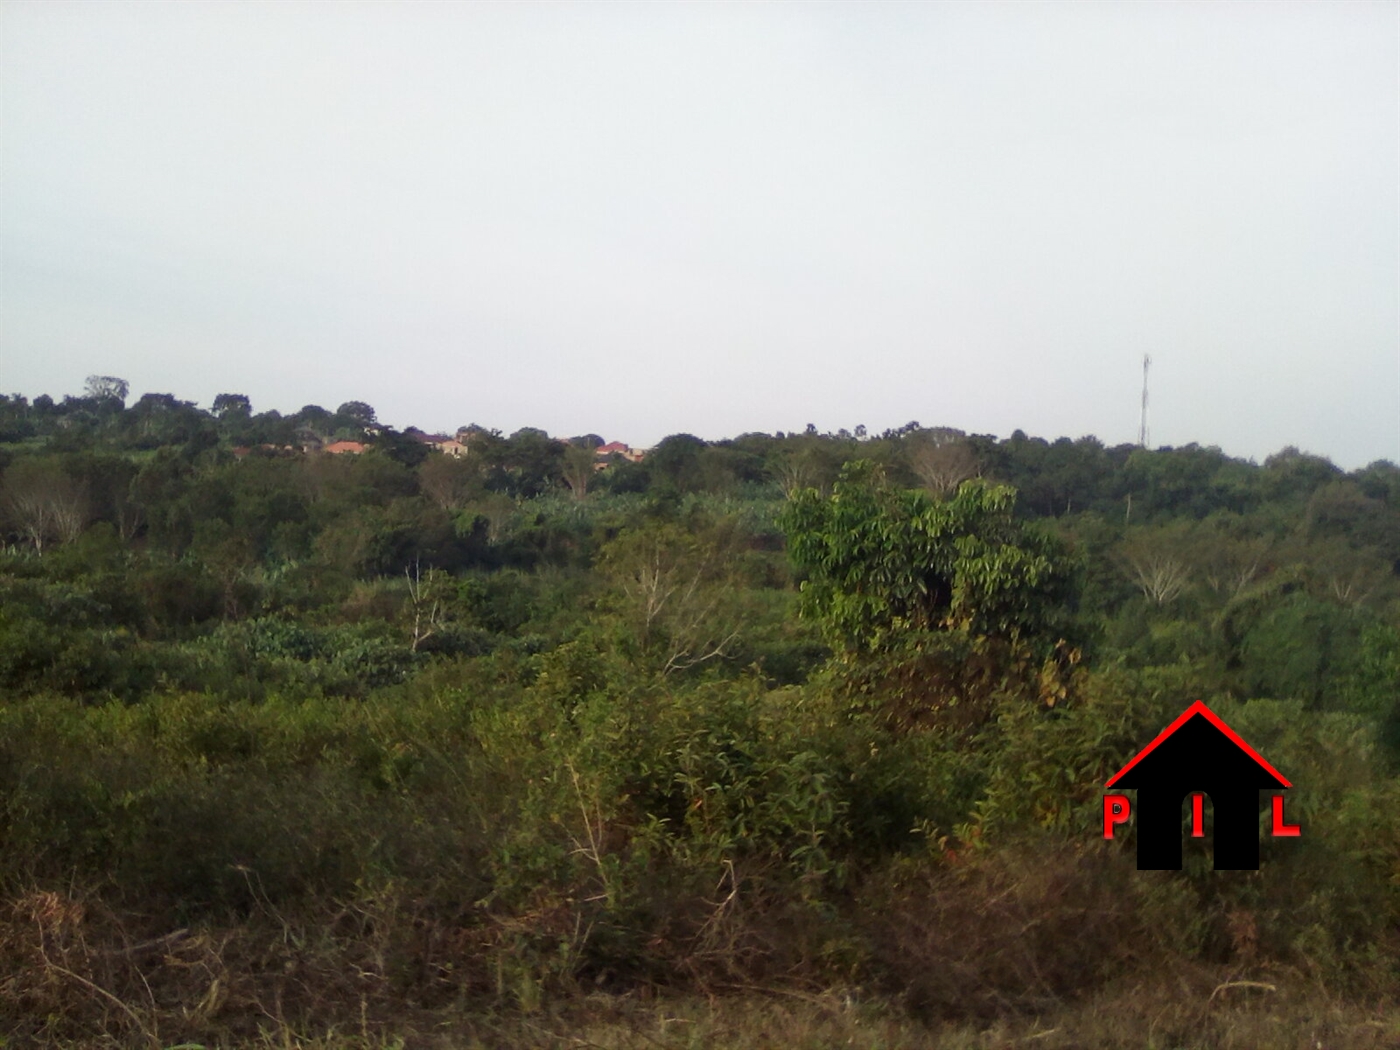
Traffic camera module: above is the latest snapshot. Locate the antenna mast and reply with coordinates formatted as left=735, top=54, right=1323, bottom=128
left=1138, top=354, right=1151, bottom=449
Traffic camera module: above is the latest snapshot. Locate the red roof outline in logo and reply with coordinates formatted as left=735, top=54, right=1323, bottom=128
left=1105, top=700, right=1291, bottom=789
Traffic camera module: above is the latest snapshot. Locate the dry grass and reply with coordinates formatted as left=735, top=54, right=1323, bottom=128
left=2, top=884, right=1396, bottom=1050
left=232, top=988, right=1398, bottom=1050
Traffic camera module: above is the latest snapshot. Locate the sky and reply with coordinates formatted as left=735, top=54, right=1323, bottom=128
left=1, top=1, right=1396, bottom=467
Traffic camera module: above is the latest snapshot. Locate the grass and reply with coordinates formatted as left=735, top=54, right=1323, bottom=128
left=5, top=908, right=1396, bottom=1050
left=182, top=987, right=1399, bottom=1050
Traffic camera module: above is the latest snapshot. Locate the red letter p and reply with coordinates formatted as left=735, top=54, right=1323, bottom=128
left=1103, top=794, right=1131, bottom=839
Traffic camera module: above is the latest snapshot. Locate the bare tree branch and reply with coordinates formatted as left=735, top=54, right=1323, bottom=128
left=906, top=429, right=979, bottom=497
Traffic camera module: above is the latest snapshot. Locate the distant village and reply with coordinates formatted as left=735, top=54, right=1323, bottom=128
left=232, top=426, right=647, bottom=468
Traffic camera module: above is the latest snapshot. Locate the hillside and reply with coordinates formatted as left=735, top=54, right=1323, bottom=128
left=1, top=386, right=1397, bottom=1047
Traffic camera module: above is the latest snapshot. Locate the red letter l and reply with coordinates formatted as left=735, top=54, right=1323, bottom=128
left=1271, top=795, right=1301, bottom=837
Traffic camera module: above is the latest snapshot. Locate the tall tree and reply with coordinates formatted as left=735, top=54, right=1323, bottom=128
left=497, top=428, right=565, bottom=499
left=647, top=434, right=708, bottom=495
left=335, top=401, right=378, bottom=431
left=84, top=375, right=129, bottom=405
left=2, top=458, right=90, bottom=552
left=212, top=393, right=252, bottom=419
left=599, top=519, right=745, bottom=675
left=905, top=427, right=980, bottom=497
left=419, top=454, right=482, bottom=511
left=561, top=443, right=597, bottom=501
left=781, top=461, right=1070, bottom=653
left=1117, top=525, right=1197, bottom=605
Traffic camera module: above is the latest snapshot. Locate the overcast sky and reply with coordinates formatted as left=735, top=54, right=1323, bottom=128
left=2, top=1, right=1396, bottom=466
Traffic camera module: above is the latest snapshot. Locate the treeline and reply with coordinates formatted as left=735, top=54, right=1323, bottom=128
left=1, top=381, right=1395, bottom=706
left=1, top=380, right=1397, bottom=1046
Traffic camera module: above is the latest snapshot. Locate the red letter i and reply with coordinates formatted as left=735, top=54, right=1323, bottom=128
left=1191, top=793, right=1205, bottom=837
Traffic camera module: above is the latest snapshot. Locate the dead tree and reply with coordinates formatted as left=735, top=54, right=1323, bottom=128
left=906, top=428, right=979, bottom=497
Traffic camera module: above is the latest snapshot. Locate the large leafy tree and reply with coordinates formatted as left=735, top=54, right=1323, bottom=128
left=495, top=428, right=564, bottom=499
left=561, top=443, right=597, bottom=501
left=334, top=400, right=378, bottom=431
left=780, top=462, right=1071, bottom=655
left=647, top=433, right=707, bottom=495
left=84, top=375, right=129, bottom=406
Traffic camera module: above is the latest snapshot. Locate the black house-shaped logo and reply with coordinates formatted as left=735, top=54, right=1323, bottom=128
left=1104, top=701, right=1296, bottom=870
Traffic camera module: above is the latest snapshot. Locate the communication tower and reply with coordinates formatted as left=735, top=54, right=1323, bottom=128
left=1139, top=354, right=1151, bottom=449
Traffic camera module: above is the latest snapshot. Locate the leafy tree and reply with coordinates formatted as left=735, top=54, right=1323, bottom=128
left=419, top=453, right=483, bottom=511
left=84, top=375, right=129, bottom=405
left=1262, top=446, right=1342, bottom=504
left=1338, top=622, right=1400, bottom=724
left=1236, top=590, right=1365, bottom=708
left=0, top=394, right=34, bottom=442
left=1192, top=525, right=1271, bottom=602
left=694, top=443, right=763, bottom=493
left=647, top=434, right=707, bottom=495
left=561, top=443, right=597, bottom=501
left=1119, top=444, right=1240, bottom=520
left=463, top=492, right=517, bottom=544
left=370, top=428, right=430, bottom=468
left=245, top=409, right=296, bottom=447
left=1301, top=536, right=1394, bottom=609
left=594, top=457, right=650, bottom=495
left=221, top=456, right=312, bottom=557
left=495, top=428, right=564, bottom=499
left=335, top=400, right=378, bottom=432
left=191, top=518, right=258, bottom=617
left=781, top=462, right=1071, bottom=654
left=130, top=451, right=198, bottom=554
left=294, top=404, right=333, bottom=431
left=123, top=393, right=214, bottom=451
left=62, top=452, right=144, bottom=543
left=768, top=435, right=846, bottom=497
left=212, top=393, right=252, bottom=419
left=1351, top=459, right=1400, bottom=506
left=1305, top=480, right=1400, bottom=563
left=298, top=451, right=415, bottom=511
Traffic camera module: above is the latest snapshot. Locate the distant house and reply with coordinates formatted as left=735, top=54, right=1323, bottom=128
left=595, top=441, right=646, bottom=464
left=405, top=428, right=467, bottom=457
left=323, top=440, right=368, bottom=455
left=455, top=424, right=502, bottom=450
left=236, top=444, right=299, bottom=458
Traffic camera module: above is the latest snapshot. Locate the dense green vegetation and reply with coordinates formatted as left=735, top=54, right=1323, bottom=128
left=1, top=384, right=1397, bottom=1047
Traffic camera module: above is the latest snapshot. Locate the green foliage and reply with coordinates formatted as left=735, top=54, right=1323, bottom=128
left=595, top=517, right=755, bottom=676
left=781, top=462, right=1071, bottom=653
left=1, top=385, right=1397, bottom=1038
left=1340, top=622, right=1400, bottom=768
left=1235, top=591, right=1368, bottom=707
